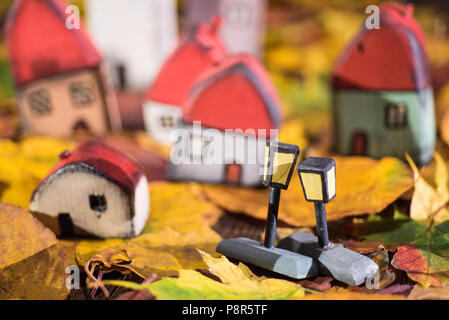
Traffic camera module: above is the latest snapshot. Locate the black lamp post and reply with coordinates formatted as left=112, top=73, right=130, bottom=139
left=262, top=142, right=300, bottom=248
left=297, top=157, right=336, bottom=249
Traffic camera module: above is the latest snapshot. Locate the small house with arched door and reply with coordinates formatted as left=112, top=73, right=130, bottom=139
left=143, top=19, right=227, bottom=146
left=332, top=2, right=435, bottom=165
left=5, top=0, right=121, bottom=136
left=168, top=54, right=282, bottom=186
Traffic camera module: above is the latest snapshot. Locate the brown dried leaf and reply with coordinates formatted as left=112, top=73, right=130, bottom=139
left=0, top=203, right=69, bottom=300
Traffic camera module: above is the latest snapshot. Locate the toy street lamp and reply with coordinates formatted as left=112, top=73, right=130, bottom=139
left=262, top=142, right=300, bottom=248
left=297, top=157, right=336, bottom=248
left=278, top=157, right=379, bottom=286
left=216, top=142, right=319, bottom=280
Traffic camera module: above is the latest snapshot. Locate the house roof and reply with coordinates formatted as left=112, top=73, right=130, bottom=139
left=31, top=141, right=144, bottom=200
left=183, top=54, right=282, bottom=138
left=146, top=18, right=227, bottom=109
left=333, top=2, right=431, bottom=91
left=5, top=0, right=102, bottom=87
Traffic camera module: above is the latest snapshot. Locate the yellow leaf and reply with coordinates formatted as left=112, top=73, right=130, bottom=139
left=105, top=251, right=304, bottom=300
left=0, top=137, right=76, bottom=209
left=407, top=153, right=449, bottom=225
left=145, top=182, right=223, bottom=234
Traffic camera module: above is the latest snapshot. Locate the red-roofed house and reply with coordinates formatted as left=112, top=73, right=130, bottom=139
left=5, top=0, right=121, bottom=136
left=30, top=141, right=150, bottom=238
left=332, top=2, right=435, bottom=165
left=168, top=54, right=282, bottom=186
left=143, top=18, right=227, bottom=145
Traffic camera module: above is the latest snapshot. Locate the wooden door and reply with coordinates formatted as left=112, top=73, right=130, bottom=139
left=351, top=131, right=367, bottom=156
left=225, top=164, right=242, bottom=185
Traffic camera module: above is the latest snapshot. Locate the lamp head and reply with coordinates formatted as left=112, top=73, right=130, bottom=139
left=297, top=157, right=336, bottom=203
left=263, top=142, right=300, bottom=190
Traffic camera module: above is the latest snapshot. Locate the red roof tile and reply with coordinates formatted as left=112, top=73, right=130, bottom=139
left=183, top=54, right=282, bottom=137
left=146, top=18, right=227, bottom=109
left=33, top=141, right=144, bottom=198
left=5, top=0, right=102, bottom=86
left=333, top=2, right=431, bottom=91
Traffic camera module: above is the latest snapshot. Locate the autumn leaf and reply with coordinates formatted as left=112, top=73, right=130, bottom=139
left=104, top=251, right=305, bottom=300
left=0, top=203, right=69, bottom=300
left=364, top=219, right=449, bottom=287
left=301, top=291, right=404, bottom=300
left=145, top=182, right=223, bottom=234
left=82, top=225, right=222, bottom=297
left=407, top=153, right=449, bottom=225
left=408, top=285, right=449, bottom=300
left=392, top=244, right=449, bottom=288
left=0, top=137, right=75, bottom=209
left=202, top=156, right=413, bottom=226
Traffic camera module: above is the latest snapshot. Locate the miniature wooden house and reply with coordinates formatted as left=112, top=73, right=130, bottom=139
left=5, top=0, right=121, bottom=136
left=143, top=19, right=227, bottom=145
left=85, top=0, right=178, bottom=90
left=184, top=0, right=267, bottom=57
left=30, top=141, right=150, bottom=238
left=168, top=54, right=282, bottom=186
left=332, top=2, right=435, bottom=165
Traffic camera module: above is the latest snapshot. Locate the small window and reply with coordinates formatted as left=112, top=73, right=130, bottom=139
left=385, top=103, right=407, bottom=129
left=70, top=82, right=94, bottom=107
left=28, top=89, right=52, bottom=116
left=89, top=194, right=107, bottom=213
left=226, top=3, right=251, bottom=28
left=160, top=116, right=175, bottom=128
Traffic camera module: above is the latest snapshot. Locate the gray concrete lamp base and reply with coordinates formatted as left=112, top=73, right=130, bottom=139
left=216, top=238, right=319, bottom=280
left=277, top=231, right=379, bottom=286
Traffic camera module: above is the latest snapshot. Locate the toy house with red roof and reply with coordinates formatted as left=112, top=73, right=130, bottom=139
left=30, top=141, right=150, bottom=238
left=143, top=19, right=227, bottom=145
left=332, top=2, right=435, bottom=165
left=5, top=0, right=121, bottom=136
left=168, top=54, right=282, bottom=186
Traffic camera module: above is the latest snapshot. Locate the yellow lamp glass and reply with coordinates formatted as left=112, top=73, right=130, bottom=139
left=299, top=172, right=323, bottom=201
left=263, top=146, right=270, bottom=182
left=297, top=157, right=336, bottom=203
left=263, top=142, right=300, bottom=189
left=272, top=152, right=295, bottom=186
left=327, top=167, right=336, bottom=199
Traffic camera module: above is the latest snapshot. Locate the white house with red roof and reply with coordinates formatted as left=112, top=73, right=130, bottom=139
left=85, top=0, right=178, bottom=90
left=168, top=54, right=282, bottom=186
left=143, top=19, right=227, bottom=145
left=5, top=0, right=121, bottom=136
left=30, top=141, right=150, bottom=238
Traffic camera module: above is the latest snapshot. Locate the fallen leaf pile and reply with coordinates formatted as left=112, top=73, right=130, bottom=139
left=2, top=0, right=449, bottom=301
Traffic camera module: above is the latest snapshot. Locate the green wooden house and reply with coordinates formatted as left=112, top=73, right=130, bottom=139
left=332, top=2, right=435, bottom=165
